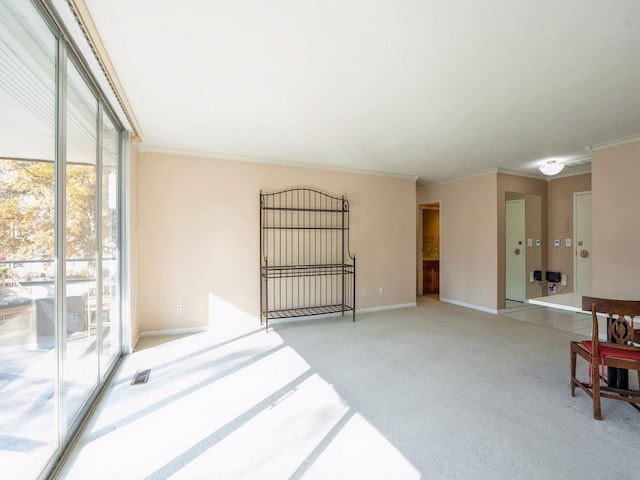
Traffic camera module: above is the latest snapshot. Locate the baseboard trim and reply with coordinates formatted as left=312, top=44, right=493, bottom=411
left=440, top=298, right=498, bottom=315
left=138, top=303, right=420, bottom=334
left=139, top=326, right=208, bottom=338
left=132, top=333, right=141, bottom=352
left=357, top=302, right=417, bottom=314
left=268, top=302, right=418, bottom=326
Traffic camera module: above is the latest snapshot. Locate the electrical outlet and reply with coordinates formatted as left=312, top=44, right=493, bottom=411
left=561, top=274, right=567, bottom=286
left=362, top=290, right=368, bottom=297
left=554, top=239, right=560, bottom=247
left=529, top=271, right=534, bottom=282
left=176, top=304, right=182, bottom=314
left=483, top=288, right=488, bottom=296
left=565, top=238, right=571, bottom=247
left=379, top=287, right=383, bottom=295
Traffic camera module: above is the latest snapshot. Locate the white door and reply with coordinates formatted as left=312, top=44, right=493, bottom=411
left=574, top=192, right=592, bottom=293
left=506, top=199, right=526, bottom=302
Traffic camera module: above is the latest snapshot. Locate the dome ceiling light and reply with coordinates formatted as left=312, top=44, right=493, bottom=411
left=539, top=160, right=564, bottom=176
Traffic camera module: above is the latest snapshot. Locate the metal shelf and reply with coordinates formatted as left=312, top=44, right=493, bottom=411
left=262, top=264, right=355, bottom=278
left=260, top=188, right=356, bottom=331
left=266, top=304, right=355, bottom=320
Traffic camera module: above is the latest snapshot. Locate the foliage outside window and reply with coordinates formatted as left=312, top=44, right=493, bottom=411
left=0, top=158, right=103, bottom=280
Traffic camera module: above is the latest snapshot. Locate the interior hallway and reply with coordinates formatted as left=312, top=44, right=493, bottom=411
left=54, top=297, right=640, bottom=479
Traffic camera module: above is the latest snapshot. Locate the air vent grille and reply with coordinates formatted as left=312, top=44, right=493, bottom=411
left=131, top=369, right=150, bottom=385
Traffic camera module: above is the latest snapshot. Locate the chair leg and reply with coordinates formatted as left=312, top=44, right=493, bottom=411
left=591, top=357, right=602, bottom=420
left=570, top=346, right=577, bottom=397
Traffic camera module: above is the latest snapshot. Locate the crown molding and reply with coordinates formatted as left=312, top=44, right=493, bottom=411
left=590, top=133, right=640, bottom=152
left=140, top=145, right=418, bottom=181
left=417, top=168, right=502, bottom=188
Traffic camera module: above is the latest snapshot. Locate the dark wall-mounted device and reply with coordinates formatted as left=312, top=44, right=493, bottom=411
left=546, top=271, right=561, bottom=283
left=533, top=270, right=542, bottom=282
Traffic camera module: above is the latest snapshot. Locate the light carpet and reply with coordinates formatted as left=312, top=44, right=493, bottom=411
left=55, top=297, right=640, bottom=479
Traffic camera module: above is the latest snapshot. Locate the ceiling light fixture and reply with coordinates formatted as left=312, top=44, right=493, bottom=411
left=539, top=160, right=564, bottom=176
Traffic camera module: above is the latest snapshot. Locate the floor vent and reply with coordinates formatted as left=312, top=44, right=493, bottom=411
left=131, top=369, right=150, bottom=385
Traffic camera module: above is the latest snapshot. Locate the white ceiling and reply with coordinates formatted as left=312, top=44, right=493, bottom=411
left=82, top=0, right=640, bottom=184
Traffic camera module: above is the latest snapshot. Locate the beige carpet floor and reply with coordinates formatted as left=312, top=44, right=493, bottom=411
left=55, top=297, right=640, bottom=479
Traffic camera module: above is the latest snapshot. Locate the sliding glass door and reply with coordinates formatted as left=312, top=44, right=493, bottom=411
left=0, top=0, right=125, bottom=477
left=100, top=112, right=120, bottom=376
left=0, top=0, right=58, bottom=476
left=64, top=58, right=99, bottom=427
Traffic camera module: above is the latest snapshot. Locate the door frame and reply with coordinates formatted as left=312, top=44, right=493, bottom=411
left=417, top=200, right=441, bottom=296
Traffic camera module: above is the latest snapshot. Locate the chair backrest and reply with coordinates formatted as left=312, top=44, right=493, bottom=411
left=86, top=281, right=111, bottom=299
left=582, top=296, right=640, bottom=355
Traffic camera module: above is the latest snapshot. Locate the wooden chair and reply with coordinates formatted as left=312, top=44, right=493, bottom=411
left=570, top=296, right=640, bottom=420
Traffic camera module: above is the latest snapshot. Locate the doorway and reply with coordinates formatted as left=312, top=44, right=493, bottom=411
left=420, top=204, right=440, bottom=295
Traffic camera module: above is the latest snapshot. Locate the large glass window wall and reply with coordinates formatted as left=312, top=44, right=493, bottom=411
left=0, top=0, right=124, bottom=478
